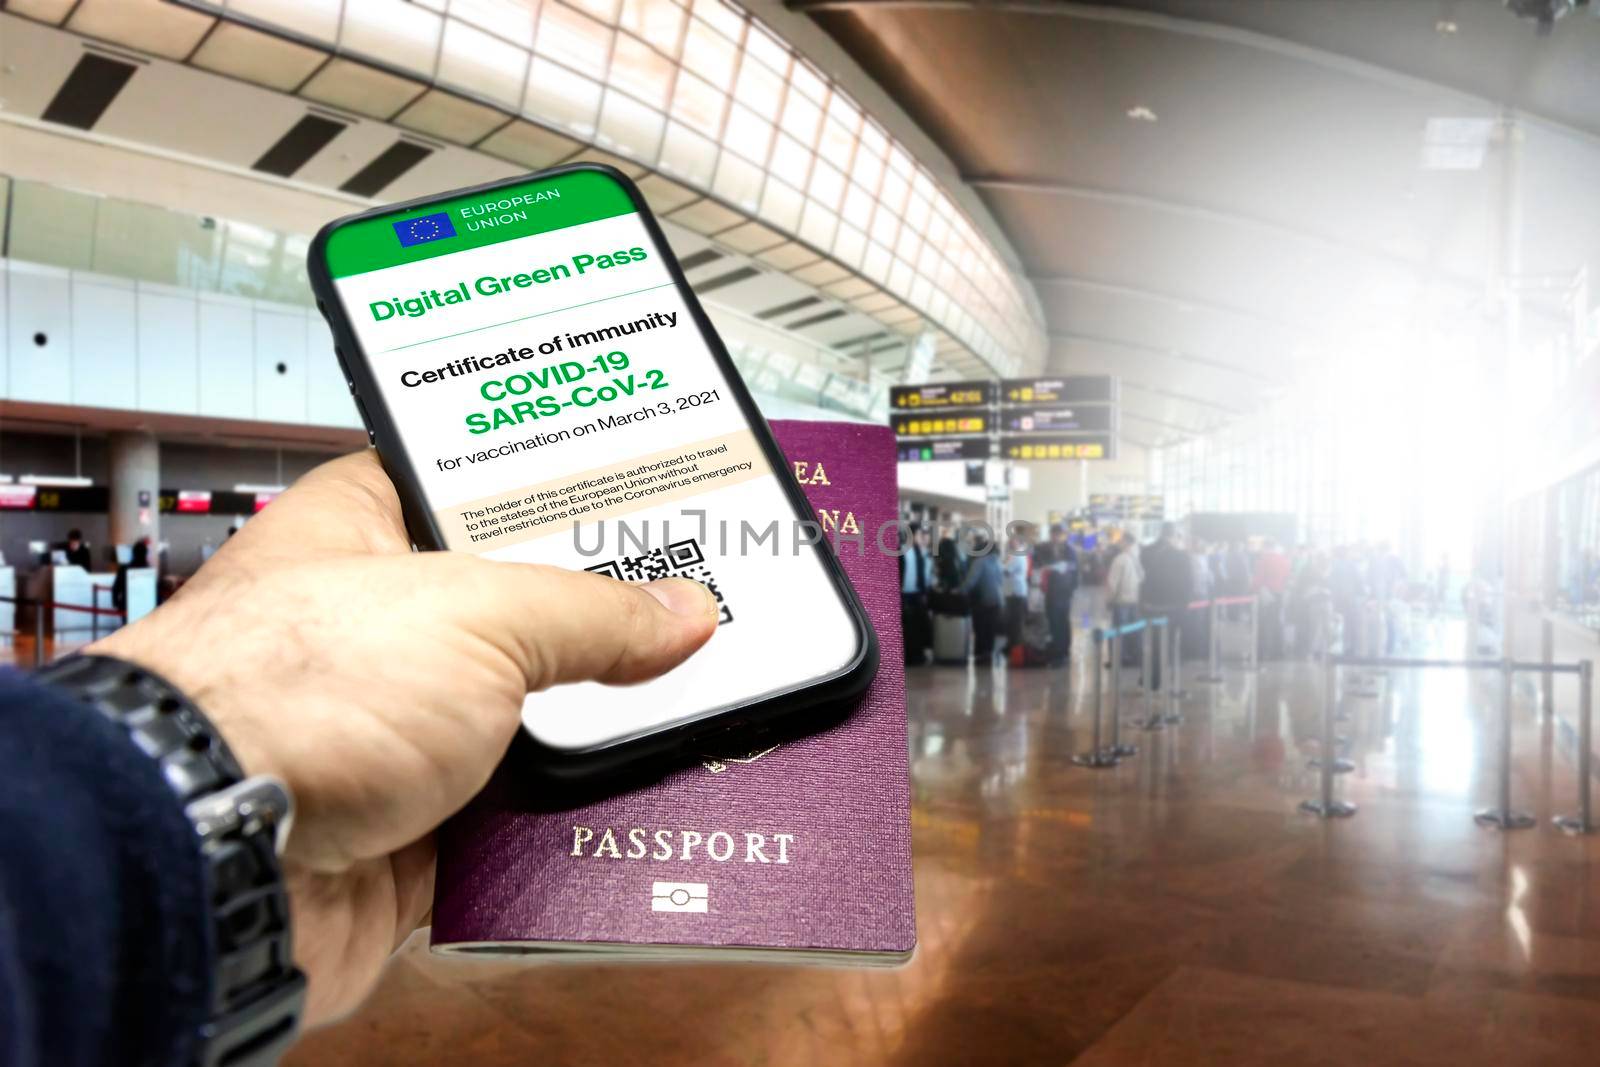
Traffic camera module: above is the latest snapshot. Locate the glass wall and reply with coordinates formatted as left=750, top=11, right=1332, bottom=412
left=3, top=177, right=313, bottom=306
left=1157, top=336, right=1508, bottom=572
left=1, top=175, right=882, bottom=420
left=1159, top=311, right=1597, bottom=599
left=1554, top=464, right=1600, bottom=622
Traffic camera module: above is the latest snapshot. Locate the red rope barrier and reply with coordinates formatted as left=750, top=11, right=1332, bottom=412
left=1182, top=595, right=1256, bottom=610
left=0, top=595, right=126, bottom=618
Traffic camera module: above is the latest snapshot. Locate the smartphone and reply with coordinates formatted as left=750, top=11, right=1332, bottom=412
left=308, top=165, right=876, bottom=778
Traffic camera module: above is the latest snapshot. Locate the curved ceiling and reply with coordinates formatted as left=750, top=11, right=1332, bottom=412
left=0, top=0, right=1049, bottom=385
left=792, top=0, right=1600, bottom=449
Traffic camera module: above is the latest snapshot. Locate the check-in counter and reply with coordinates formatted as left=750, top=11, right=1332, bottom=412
left=122, top=567, right=156, bottom=625
left=51, top=566, right=106, bottom=642
left=0, top=566, right=14, bottom=639
left=49, top=566, right=155, bottom=641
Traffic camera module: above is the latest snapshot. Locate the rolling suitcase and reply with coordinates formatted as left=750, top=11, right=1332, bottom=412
left=933, top=613, right=971, bottom=664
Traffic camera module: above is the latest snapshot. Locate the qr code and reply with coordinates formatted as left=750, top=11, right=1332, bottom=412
left=586, top=538, right=732, bottom=625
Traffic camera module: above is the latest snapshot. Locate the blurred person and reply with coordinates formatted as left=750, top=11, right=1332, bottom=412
left=59, top=528, right=92, bottom=570
left=1253, top=540, right=1291, bottom=596
left=935, top=526, right=964, bottom=591
left=1290, top=551, right=1333, bottom=657
left=1035, top=524, right=1079, bottom=667
left=959, top=529, right=1004, bottom=667
left=1142, top=524, right=1194, bottom=687
left=1252, top=540, right=1292, bottom=659
left=1291, top=543, right=1312, bottom=583
left=1105, top=536, right=1143, bottom=669
left=899, top=523, right=934, bottom=667
left=1002, top=529, right=1032, bottom=653
left=1329, top=546, right=1368, bottom=655
left=1206, top=541, right=1226, bottom=589
left=1187, top=538, right=1214, bottom=602
left=1224, top=540, right=1252, bottom=597
left=110, top=537, right=151, bottom=614
left=0, top=450, right=720, bottom=1066
left=1106, top=537, right=1143, bottom=630
left=1372, top=541, right=1407, bottom=653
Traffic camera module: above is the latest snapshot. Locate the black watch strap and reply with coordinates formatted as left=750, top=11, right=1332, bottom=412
left=37, top=654, right=306, bottom=1067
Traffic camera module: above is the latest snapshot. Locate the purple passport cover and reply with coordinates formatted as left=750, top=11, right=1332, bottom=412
left=431, top=419, right=915, bottom=955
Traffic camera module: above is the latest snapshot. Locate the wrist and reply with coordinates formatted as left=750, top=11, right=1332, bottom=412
left=87, top=623, right=277, bottom=785
left=36, top=653, right=306, bottom=1066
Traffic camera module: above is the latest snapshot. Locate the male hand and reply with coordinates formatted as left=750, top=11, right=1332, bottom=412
left=91, top=450, right=718, bottom=1024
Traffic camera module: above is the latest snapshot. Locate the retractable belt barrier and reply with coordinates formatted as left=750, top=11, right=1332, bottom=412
left=1065, top=595, right=1597, bottom=837
left=1071, top=596, right=1266, bottom=770
left=0, top=595, right=127, bottom=668
left=1298, top=605, right=1595, bottom=834
left=1072, top=616, right=1170, bottom=769
left=1193, top=594, right=1260, bottom=682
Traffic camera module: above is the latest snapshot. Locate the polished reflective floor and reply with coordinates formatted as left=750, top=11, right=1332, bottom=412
left=289, top=615, right=1600, bottom=1065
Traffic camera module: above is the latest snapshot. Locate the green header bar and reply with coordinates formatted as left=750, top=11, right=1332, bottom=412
left=322, top=169, right=636, bottom=279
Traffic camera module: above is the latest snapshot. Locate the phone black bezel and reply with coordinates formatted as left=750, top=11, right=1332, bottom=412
left=306, top=163, right=878, bottom=783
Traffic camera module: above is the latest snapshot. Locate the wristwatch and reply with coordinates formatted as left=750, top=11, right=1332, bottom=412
left=37, top=654, right=306, bottom=1067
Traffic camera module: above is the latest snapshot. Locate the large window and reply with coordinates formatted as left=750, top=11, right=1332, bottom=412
left=191, top=0, right=1043, bottom=375
left=1554, top=464, right=1600, bottom=620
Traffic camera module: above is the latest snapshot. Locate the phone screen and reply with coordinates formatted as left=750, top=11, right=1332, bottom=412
left=319, top=168, right=862, bottom=752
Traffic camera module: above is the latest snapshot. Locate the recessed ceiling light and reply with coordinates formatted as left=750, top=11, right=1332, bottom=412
left=1126, top=105, right=1158, bottom=122
left=20, top=475, right=92, bottom=487
left=1435, top=19, right=1458, bottom=32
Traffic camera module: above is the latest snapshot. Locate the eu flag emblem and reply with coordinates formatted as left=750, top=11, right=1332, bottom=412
left=393, top=212, right=456, bottom=247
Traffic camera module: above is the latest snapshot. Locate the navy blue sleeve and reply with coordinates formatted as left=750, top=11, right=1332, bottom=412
left=0, top=668, right=213, bottom=1067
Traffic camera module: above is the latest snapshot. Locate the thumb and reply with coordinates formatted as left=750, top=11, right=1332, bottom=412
left=433, top=555, right=721, bottom=691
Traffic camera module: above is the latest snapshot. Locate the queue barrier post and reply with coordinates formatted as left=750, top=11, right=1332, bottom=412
left=1168, top=621, right=1179, bottom=721
left=1138, top=622, right=1150, bottom=697
left=1, top=595, right=128, bottom=670
left=1300, top=653, right=1356, bottom=818
left=1160, top=618, right=1182, bottom=725
left=1158, top=605, right=1190, bottom=698
left=1199, top=598, right=1223, bottom=683
left=1164, top=617, right=1190, bottom=700
left=1073, top=628, right=1122, bottom=769
left=90, top=585, right=118, bottom=643
left=1248, top=593, right=1260, bottom=673
left=1113, top=630, right=1126, bottom=755
left=1109, top=626, right=1138, bottom=758
left=1348, top=600, right=1384, bottom=698
left=1172, top=622, right=1185, bottom=699
left=1555, top=659, right=1595, bottom=835
left=1541, top=619, right=1556, bottom=719
left=1474, top=660, right=1537, bottom=831
left=1307, top=619, right=1354, bottom=776
left=1132, top=617, right=1171, bottom=735
left=1111, top=629, right=1124, bottom=747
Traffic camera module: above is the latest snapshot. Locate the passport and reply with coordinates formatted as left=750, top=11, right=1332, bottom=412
left=430, top=419, right=915, bottom=962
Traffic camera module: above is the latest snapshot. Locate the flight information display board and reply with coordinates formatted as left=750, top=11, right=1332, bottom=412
left=0, top=485, right=112, bottom=511
left=1000, top=376, right=1116, bottom=407
left=898, top=437, right=992, bottom=463
left=891, top=407, right=992, bottom=437
left=889, top=380, right=996, bottom=410
left=1089, top=493, right=1165, bottom=519
left=160, top=490, right=263, bottom=516
left=1001, top=406, right=1115, bottom=434
left=890, top=376, right=1118, bottom=461
left=999, top=434, right=1115, bottom=461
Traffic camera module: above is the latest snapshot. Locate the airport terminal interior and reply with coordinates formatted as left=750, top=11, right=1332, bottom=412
left=4, top=0, right=1600, bottom=1063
